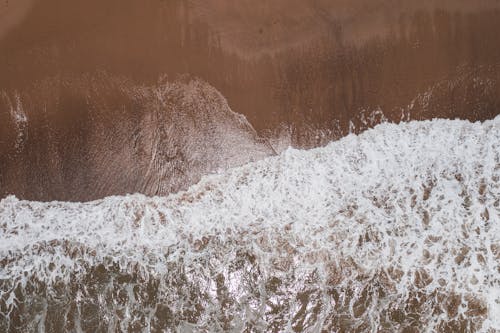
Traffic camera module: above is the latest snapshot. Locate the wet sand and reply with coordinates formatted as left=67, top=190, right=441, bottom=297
left=1, top=0, right=500, bottom=201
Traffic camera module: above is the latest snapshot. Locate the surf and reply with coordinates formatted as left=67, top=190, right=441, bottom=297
left=1, top=117, right=498, bottom=332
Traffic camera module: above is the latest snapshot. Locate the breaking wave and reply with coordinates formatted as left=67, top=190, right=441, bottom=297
left=1, top=117, right=499, bottom=332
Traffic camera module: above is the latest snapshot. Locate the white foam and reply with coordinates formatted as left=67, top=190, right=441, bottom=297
left=1, top=117, right=499, bottom=331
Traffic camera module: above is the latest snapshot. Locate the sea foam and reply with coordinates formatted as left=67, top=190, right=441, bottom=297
left=1, top=117, right=499, bottom=332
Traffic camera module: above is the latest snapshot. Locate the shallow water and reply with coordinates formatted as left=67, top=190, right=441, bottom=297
left=2, top=1, right=500, bottom=201
left=1, top=2, right=500, bottom=332
left=1, top=118, right=499, bottom=332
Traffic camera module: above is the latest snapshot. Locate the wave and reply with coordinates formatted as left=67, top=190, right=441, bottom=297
left=1, top=117, right=499, bottom=332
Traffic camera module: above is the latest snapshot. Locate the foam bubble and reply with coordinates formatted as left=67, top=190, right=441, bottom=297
left=1, top=117, right=499, bottom=332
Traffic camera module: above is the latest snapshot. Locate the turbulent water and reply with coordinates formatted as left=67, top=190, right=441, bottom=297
left=2, top=1, right=500, bottom=332
left=0, top=117, right=499, bottom=332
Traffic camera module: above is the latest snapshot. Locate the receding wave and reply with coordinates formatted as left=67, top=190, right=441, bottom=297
left=0, top=74, right=274, bottom=201
left=1, top=117, right=499, bottom=332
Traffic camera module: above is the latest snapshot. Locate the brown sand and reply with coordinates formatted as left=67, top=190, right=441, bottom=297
left=0, top=0, right=35, bottom=41
left=1, top=0, right=500, bottom=201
